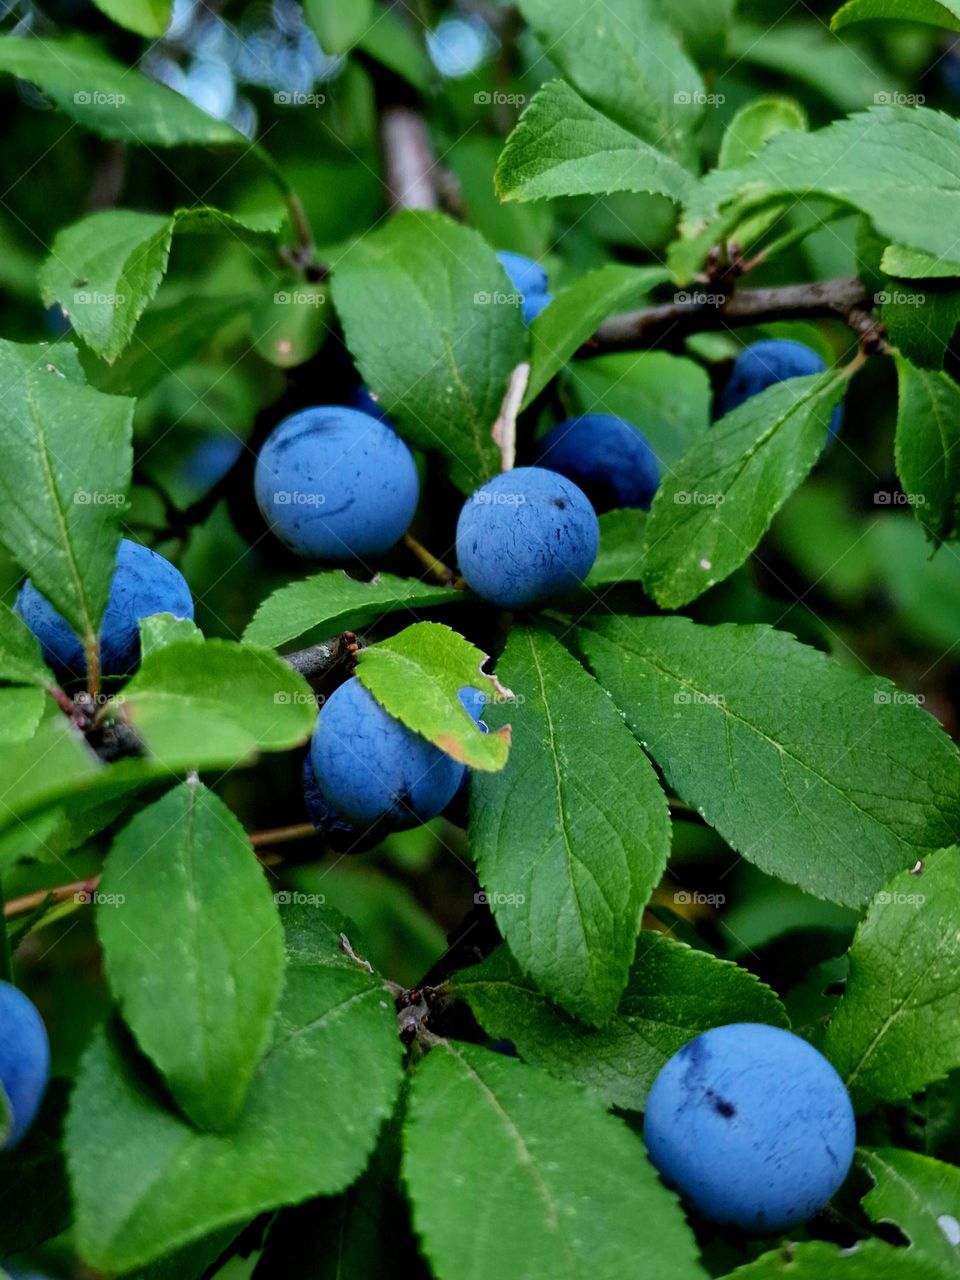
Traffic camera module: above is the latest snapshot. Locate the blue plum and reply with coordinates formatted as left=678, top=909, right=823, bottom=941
left=644, top=1023, right=856, bottom=1232
left=455, top=467, right=599, bottom=609
left=16, top=538, right=194, bottom=679
left=180, top=433, right=244, bottom=490
left=254, top=406, right=419, bottom=562
left=302, top=753, right=382, bottom=853
left=0, top=980, right=50, bottom=1150
left=496, top=251, right=552, bottom=323
left=535, top=414, right=661, bottom=512
left=310, top=677, right=465, bottom=830
left=446, top=685, right=488, bottom=819
left=716, top=339, right=844, bottom=437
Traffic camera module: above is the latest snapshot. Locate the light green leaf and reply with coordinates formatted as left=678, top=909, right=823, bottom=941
left=90, top=0, right=171, bottom=37
left=0, top=339, right=133, bottom=646
left=563, top=350, right=712, bottom=467
left=524, top=264, right=669, bottom=405
left=0, top=601, right=51, bottom=687
left=454, top=934, right=788, bottom=1110
left=357, top=3, right=432, bottom=91
left=496, top=81, right=695, bottom=205
left=833, top=0, right=960, bottom=34
left=894, top=357, right=960, bottom=543
left=0, top=37, right=244, bottom=146
left=882, top=245, right=960, bottom=279
left=721, top=1238, right=946, bottom=1278
left=139, top=613, right=203, bottom=660
left=678, top=107, right=960, bottom=277
left=0, top=687, right=45, bottom=744
left=243, top=571, right=460, bottom=651
left=116, top=638, right=316, bottom=769
left=68, top=902, right=404, bottom=1273
left=823, top=849, right=960, bottom=1109
left=356, top=621, right=509, bottom=771
left=304, top=0, right=373, bottom=53
left=41, top=207, right=285, bottom=362
left=642, top=370, right=848, bottom=608
left=514, top=0, right=704, bottom=164
left=719, top=97, right=808, bottom=170
left=861, top=1147, right=960, bottom=1277
left=332, top=211, right=527, bottom=492
left=579, top=616, right=960, bottom=908
left=586, top=509, right=648, bottom=586
left=470, top=626, right=670, bottom=1024
left=403, top=1040, right=705, bottom=1280
left=98, top=780, right=284, bottom=1131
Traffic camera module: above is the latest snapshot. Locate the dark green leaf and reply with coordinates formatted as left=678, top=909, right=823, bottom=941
left=894, top=356, right=960, bottom=543
left=861, top=1147, right=960, bottom=1277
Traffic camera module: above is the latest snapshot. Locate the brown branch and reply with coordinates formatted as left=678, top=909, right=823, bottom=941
left=282, top=631, right=360, bottom=682
left=381, top=107, right=439, bottom=212
left=586, top=275, right=879, bottom=354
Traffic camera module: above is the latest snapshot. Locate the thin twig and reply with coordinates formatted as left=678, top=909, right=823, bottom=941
left=492, top=361, right=530, bottom=472
left=249, top=822, right=317, bottom=848
left=404, top=533, right=458, bottom=585
left=381, top=107, right=439, bottom=211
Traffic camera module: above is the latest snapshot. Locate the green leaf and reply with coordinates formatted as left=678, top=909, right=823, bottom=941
left=357, top=3, right=432, bottom=91
left=721, top=1238, right=946, bottom=1278
left=304, top=0, right=373, bottom=53
left=823, top=849, right=960, bottom=1109
left=579, top=616, right=960, bottom=908
left=678, top=107, right=960, bottom=276
left=332, top=211, right=527, bottom=492
left=884, top=286, right=960, bottom=371
left=586, top=509, right=648, bottom=586
left=0, top=601, right=51, bottom=687
left=0, top=339, right=133, bottom=646
left=894, top=357, right=960, bottom=543
left=642, top=370, right=847, bottom=608
left=718, top=97, right=808, bottom=170
left=356, top=621, right=509, bottom=771
left=0, top=686, right=45, bottom=744
left=514, top=0, right=704, bottom=164
left=83, top=293, right=257, bottom=398
left=726, top=22, right=893, bottom=112
left=496, top=81, right=695, bottom=205
left=861, top=1147, right=960, bottom=1277
left=524, top=264, right=669, bottom=404
left=90, top=0, right=171, bottom=37
left=139, top=613, right=203, bottom=660
left=243, top=571, right=460, bottom=651
left=0, top=1082, right=9, bottom=1148
left=563, top=350, right=712, bottom=467
left=403, top=1040, right=705, bottom=1280
left=470, top=626, right=670, bottom=1024
left=98, top=781, right=285, bottom=1131
left=454, top=934, right=788, bottom=1110
left=833, top=0, right=960, bottom=34
left=41, top=207, right=284, bottom=362
left=659, top=0, right=733, bottom=65
left=116, top=638, right=316, bottom=769
left=0, top=37, right=245, bottom=145
left=67, top=902, right=404, bottom=1273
